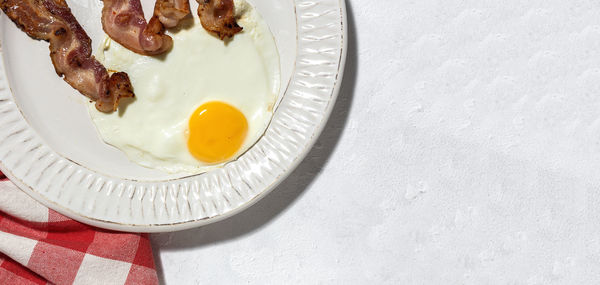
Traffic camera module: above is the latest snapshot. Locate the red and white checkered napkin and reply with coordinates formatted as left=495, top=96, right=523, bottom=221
left=0, top=172, right=159, bottom=285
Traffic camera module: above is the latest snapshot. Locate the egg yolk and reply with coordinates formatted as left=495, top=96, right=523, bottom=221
left=187, top=101, right=248, bottom=164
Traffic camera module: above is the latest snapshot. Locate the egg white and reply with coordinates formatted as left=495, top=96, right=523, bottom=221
left=89, top=1, right=280, bottom=174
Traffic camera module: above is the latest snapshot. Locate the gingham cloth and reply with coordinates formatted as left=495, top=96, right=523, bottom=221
left=0, top=171, right=159, bottom=285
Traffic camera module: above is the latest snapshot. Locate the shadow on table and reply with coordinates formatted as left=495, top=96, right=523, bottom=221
left=153, top=1, right=358, bottom=280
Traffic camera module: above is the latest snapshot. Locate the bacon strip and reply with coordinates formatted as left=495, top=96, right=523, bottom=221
left=154, top=0, right=191, bottom=28
left=0, top=0, right=134, bottom=113
left=197, top=0, right=242, bottom=40
left=101, top=0, right=173, bottom=55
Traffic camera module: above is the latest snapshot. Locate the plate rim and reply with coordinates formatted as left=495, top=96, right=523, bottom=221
left=0, top=0, right=348, bottom=232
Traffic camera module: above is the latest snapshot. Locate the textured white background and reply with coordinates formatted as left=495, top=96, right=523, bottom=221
left=152, top=0, right=600, bottom=283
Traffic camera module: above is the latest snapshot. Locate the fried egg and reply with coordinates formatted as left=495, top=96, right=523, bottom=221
left=89, top=0, right=280, bottom=173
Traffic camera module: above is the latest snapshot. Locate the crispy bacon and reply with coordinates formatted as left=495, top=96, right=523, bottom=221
left=0, top=0, right=134, bottom=113
left=154, top=0, right=191, bottom=28
left=197, top=0, right=242, bottom=40
left=102, top=0, right=239, bottom=55
left=101, top=0, right=173, bottom=55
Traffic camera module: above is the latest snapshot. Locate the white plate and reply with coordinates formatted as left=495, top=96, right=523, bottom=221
left=0, top=0, right=347, bottom=232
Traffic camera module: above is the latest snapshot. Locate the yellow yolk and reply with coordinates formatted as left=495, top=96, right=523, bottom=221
left=187, top=101, right=249, bottom=164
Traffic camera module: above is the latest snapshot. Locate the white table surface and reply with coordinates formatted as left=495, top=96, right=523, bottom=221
left=152, top=0, right=600, bottom=283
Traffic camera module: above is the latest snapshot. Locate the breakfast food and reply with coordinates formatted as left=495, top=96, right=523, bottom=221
left=197, top=0, right=242, bottom=39
left=101, top=0, right=180, bottom=55
left=101, top=0, right=241, bottom=55
left=90, top=0, right=280, bottom=173
left=0, top=0, right=134, bottom=112
left=154, top=0, right=191, bottom=28
left=1, top=0, right=275, bottom=173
